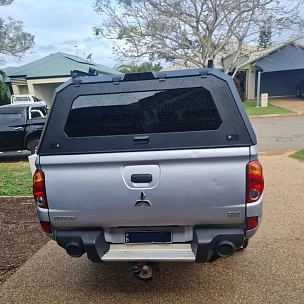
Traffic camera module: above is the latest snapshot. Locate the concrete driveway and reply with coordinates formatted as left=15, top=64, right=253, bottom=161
left=1, top=153, right=303, bottom=304
left=270, top=98, right=304, bottom=114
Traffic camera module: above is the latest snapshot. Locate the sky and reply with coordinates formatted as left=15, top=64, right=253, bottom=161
left=1, top=0, right=117, bottom=69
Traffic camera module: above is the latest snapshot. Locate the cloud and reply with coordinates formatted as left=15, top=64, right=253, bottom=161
left=37, top=44, right=57, bottom=52
left=0, top=0, right=117, bottom=68
left=61, top=40, right=79, bottom=46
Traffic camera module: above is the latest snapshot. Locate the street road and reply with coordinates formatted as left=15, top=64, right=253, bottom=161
left=251, top=116, right=304, bottom=152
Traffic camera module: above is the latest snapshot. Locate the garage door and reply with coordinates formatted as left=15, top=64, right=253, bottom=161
left=257, top=69, right=304, bottom=97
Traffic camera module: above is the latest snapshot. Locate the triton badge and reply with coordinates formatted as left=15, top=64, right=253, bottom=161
left=135, top=191, right=152, bottom=207
left=53, top=216, right=76, bottom=221
left=228, top=212, right=241, bottom=218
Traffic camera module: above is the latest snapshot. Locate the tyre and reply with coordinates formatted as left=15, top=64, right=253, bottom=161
left=29, top=139, right=40, bottom=154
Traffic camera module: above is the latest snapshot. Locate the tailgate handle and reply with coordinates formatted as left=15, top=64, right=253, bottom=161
left=133, top=136, right=149, bottom=145
left=131, top=174, right=153, bottom=183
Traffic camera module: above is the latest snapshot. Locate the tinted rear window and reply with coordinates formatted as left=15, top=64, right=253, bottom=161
left=64, top=87, right=222, bottom=137
left=0, top=111, right=23, bottom=124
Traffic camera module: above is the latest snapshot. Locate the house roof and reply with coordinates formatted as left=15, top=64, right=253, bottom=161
left=5, top=53, right=120, bottom=81
left=239, top=40, right=304, bottom=72
left=0, top=67, right=17, bottom=81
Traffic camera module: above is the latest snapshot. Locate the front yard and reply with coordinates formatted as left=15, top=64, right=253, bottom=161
left=243, top=102, right=295, bottom=116
left=290, top=149, right=304, bottom=161
left=0, top=162, right=32, bottom=196
left=0, top=197, right=49, bottom=285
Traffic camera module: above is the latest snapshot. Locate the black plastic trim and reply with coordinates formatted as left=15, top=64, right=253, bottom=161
left=56, top=229, right=110, bottom=263
left=55, top=228, right=245, bottom=263
left=192, top=228, right=245, bottom=263
left=38, top=69, right=257, bottom=156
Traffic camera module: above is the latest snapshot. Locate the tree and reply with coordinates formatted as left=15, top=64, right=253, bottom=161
left=258, top=18, right=272, bottom=49
left=0, top=70, right=10, bottom=106
left=93, top=0, right=304, bottom=75
left=0, top=0, right=35, bottom=64
left=117, top=62, right=163, bottom=73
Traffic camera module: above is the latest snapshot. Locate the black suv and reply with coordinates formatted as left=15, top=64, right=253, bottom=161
left=0, top=103, right=47, bottom=154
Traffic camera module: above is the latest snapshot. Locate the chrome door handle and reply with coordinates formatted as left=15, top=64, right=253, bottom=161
left=14, top=127, right=23, bottom=130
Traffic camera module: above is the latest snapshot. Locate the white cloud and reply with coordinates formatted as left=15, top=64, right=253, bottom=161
left=0, top=0, right=116, bottom=68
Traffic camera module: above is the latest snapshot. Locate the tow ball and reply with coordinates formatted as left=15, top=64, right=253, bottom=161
left=129, top=262, right=156, bottom=280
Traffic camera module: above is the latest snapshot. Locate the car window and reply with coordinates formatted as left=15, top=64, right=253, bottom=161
left=0, top=112, right=23, bottom=125
left=64, top=87, right=222, bottom=138
left=31, top=107, right=47, bottom=116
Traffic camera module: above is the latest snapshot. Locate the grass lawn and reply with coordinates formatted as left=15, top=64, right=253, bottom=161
left=243, top=102, right=295, bottom=116
left=0, top=162, right=32, bottom=196
left=290, top=150, right=304, bottom=161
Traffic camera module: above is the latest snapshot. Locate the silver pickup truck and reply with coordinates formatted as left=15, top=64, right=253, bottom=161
left=33, top=68, right=264, bottom=280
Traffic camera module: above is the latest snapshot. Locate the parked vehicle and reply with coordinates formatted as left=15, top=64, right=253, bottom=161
left=0, top=103, right=47, bottom=154
left=11, top=94, right=47, bottom=107
left=296, top=78, right=304, bottom=98
left=33, top=68, right=264, bottom=280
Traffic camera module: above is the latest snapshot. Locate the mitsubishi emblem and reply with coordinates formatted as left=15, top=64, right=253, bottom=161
left=140, top=191, right=146, bottom=200
left=135, top=191, right=152, bottom=207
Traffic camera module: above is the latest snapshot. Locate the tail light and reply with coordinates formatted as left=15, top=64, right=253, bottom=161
left=33, top=170, right=48, bottom=208
left=247, top=217, right=259, bottom=230
left=247, top=160, right=264, bottom=203
left=40, top=221, right=52, bottom=234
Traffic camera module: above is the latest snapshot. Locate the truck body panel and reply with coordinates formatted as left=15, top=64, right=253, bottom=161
left=40, top=147, right=248, bottom=229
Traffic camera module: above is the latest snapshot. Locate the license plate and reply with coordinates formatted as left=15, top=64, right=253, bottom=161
left=125, top=231, right=172, bottom=244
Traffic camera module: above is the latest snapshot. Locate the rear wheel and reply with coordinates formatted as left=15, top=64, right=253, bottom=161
left=29, top=139, right=40, bottom=154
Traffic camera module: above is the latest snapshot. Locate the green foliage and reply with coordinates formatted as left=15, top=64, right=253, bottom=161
left=258, top=18, right=272, bottom=49
left=117, top=62, right=163, bottom=73
left=243, top=103, right=294, bottom=116
left=0, top=1, right=35, bottom=63
left=233, top=78, right=246, bottom=102
left=0, top=162, right=32, bottom=196
left=0, top=70, right=10, bottom=106
left=290, top=150, right=304, bottom=161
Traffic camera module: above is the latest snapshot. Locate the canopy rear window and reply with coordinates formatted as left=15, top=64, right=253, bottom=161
left=64, top=87, right=222, bottom=138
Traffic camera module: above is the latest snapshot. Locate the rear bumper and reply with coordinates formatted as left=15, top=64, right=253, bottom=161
left=55, top=228, right=245, bottom=263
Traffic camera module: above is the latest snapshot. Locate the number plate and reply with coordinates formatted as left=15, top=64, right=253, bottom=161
left=125, top=231, right=172, bottom=244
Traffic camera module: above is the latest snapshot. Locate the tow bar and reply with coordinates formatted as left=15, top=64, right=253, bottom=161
left=129, top=262, right=156, bottom=280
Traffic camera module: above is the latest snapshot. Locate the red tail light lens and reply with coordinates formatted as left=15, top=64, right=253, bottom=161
left=247, top=160, right=264, bottom=203
left=33, top=170, right=48, bottom=208
left=40, top=221, right=52, bottom=234
left=247, top=217, right=259, bottom=230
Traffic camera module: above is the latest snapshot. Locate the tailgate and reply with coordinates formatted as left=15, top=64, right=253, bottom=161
left=40, top=147, right=249, bottom=228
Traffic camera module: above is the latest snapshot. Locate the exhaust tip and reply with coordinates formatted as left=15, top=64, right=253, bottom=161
left=216, top=241, right=236, bottom=258
left=66, top=242, right=85, bottom=258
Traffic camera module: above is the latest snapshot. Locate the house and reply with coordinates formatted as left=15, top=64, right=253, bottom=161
left=162, top=40, right=304, bottom=100
left=232, top=40, right=304, bottom=100
left=4, top=53, right=120, bottom=108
